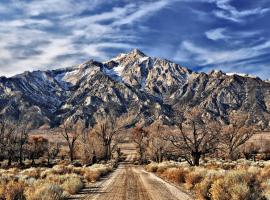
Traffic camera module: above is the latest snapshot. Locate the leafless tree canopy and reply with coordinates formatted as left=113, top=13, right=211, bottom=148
left=132, top=125, right=149, bottom=164
left=146, top=121, right=171, bottom=163
left=221, top=113, right=256, bottom=160
left=93, top=114, right=130, bottom=160
left=165, top=110, right=221, bottom=166
left=60, top=122, right=81, bottom=162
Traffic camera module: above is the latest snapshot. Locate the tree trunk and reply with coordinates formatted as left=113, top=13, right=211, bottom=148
left=31, top=158, right=35, bottom=165
left=70, top=149, right=74, bottom=162
left=229, top=148, right=235, bottom=161
left=8, top=156, right=12, bottom=166
left=104, top=144, right=110, bottom=160
left=139, top=146, right=144, bottom=164
left=92, top=150, right=97, bottom=164
left=158, top=148, right=163, bottom=163
left=47, top=157, right=50, bottom=166
left=19, top=146, right=23, bottom=166
left=108, top=145, right=111, bottom=160
left=192, top=151, right=201, bottom=166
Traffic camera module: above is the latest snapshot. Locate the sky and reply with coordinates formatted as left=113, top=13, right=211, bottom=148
left=0, top=0, right=269, bottom=79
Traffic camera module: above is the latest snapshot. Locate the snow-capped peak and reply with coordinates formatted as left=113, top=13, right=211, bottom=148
left=226, top=72, right=258, bottom=79
left=129, top=48, right=146, bottom=57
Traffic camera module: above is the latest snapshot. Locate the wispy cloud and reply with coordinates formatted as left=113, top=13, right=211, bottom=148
left=176, top=40, right=270, bottom=65
left=0, top=0, right=269, bottom=79
left=210, top=0, right=270, bottom=22
left=0, top=0, right=173, bottom=77
left=205, top=28, right=228, bottom=40
left=205, top=27, right=261, bottom=42
left=174, top=40, right=270, bottom=78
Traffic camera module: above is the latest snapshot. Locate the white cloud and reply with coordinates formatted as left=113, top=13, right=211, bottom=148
left=205, top=28, right=228, bottom=40
left=210, top=0, right=270, bottom=22
left=113, top=1, right=170, bottom=26
left=205, top=27, right=261, bottom=42
left=0, top=0, right=174, bottom=77
left=174, top=40, right=270, bottom=79
left=177, top=40, right=270, bottom=65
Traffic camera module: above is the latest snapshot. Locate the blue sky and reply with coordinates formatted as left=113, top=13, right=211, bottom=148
left=0, top=0, right=269, bottom=79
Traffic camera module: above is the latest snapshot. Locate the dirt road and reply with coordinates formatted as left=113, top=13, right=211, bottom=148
left=73, top=143, right=193, bottom=200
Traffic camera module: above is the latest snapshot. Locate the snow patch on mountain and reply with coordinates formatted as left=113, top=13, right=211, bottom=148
left=102, top=65, right=125, bottom=83
left=226, top=72, right=258, bottom=79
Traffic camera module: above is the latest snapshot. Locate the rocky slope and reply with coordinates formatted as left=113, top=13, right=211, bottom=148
left=0, top=49, right=269, bottom=128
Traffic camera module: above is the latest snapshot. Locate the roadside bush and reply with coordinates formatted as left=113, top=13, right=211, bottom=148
left=145, top=163, right=158, bottom=172
left=185, top=171, right=204, bottom=190
left=61, top=177, right=83, bottom=195
left=2, top=181, right=25, bottom=200
left=28, top=184, right=63, bottom=200
left=83, top=164, right=114, bottom=182
left=84, top=169, right=101, bottom=182
left=194, top=177, right=216, bottom=200
left=161, top=167, right=187, bottom=184
left=20, top=168, right=41, bottom=179
left=210, top=171, right=250, bottom=200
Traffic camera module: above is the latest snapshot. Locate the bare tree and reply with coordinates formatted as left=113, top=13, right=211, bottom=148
left=93, top=113, right=131, bottom=161
left=165, top=110, right=220, bottom=166
left=76, top=127, right=95, bottom=165
left=243, top=142, right=259, bottom=161
left=221, top=114, right=256, bottom=160
left=17, top=123, right=29, bottom=166
left=46, top=141, right=60, bottom=165
left=132, top=125, right=149, bottom=164
left=147, top=122, right=169, bottom=163
left=27, top=136, right=48, bottom=165
left=0, top=119, right=17, bottom=166
left=94, top=117, right=119, bottom=160
left=60, top=123, right=81, bottom=162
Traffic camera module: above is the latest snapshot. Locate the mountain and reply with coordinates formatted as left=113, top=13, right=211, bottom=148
left=0, top=49, right=269, bottom=129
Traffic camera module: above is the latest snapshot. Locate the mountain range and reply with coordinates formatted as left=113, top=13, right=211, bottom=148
left=0, top=49, right=269, bottom=129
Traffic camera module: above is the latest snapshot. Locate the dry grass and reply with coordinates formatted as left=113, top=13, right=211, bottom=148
left=61, top=176, right=83, bottom=195
left=0, top=161, right=116, bottom=199
left=26, top=183, right=63, bottom=200
left=209, top=170, right=253, bottom=200
left=184, top=171, right=204, bottom=190
left=161, top=167, right=187, bottom=184
left=0, top=181, right=25, bottom=200
left=83, top=164, right=113, bottom=182
left=146, top=160, right=270, bottom=200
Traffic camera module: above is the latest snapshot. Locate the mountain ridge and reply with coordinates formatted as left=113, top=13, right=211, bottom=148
left=0, top=49, right=269, bottom=129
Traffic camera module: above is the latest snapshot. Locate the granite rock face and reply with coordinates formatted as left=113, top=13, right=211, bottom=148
left=0, top=49, right=269, bottom=128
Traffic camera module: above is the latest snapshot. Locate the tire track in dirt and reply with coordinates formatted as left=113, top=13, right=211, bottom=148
left=77, top=142, right=193, bottom=200
left=82, top=162, right=192, bottom=200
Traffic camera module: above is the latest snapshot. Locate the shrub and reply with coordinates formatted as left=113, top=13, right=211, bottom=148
left=83, top=164, right=113, bottom=182
left=194, top=177, right=215, bottom=200
left=28, top=184, right=63, bottom=200
left=20, top=168, right=41, bottom=179
left=161, top=167, right=187, bottom=184
left=51, top=165, right=73, bottom=175
left=185, top=171, right=204, bottom=190
left=145, top=163, right=158, bottom=172
left=84, top=169, right=101, bottom=182
left=262, top=179, right=270, bottom=199
left=210, top=171, right=250, bottom=200
left=3, top=181, right=25, bottom=200
left=61, top=177, right=83, bottom=195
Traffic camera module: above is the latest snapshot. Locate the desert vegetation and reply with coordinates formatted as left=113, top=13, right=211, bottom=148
left=0, top=161, right=116, bottom=200
left=146, top=159, right=270, bottom=200
left=139, top=110, right=270, bottom=200
left=0, top=106, right=269, bottom=200
left=0, top=113, right=129, bottom=199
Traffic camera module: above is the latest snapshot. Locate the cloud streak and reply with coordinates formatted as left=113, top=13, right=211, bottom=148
left=0, top=0, right=269, bottom=79
left=210, top=0, right=270, bottom=22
